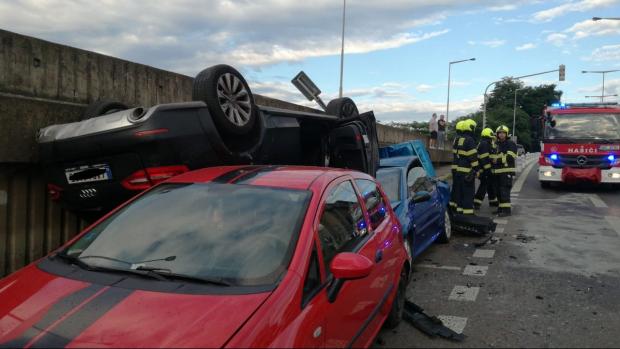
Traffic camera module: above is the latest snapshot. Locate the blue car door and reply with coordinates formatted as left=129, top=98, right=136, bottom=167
left=407, top=167, right=439, bottom=257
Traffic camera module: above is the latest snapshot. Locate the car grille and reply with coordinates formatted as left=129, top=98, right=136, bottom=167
left=557, top=155, right=610, bottom=169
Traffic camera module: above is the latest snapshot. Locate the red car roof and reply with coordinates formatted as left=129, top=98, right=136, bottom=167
left=168, top=165, right=371, bottom=190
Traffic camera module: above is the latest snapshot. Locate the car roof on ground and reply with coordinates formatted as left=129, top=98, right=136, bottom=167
left=379, top=155, right=419, bottom=169
left=168, top=165, right=372, bottom=190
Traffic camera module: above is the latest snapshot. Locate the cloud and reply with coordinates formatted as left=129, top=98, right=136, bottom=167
left=566, top=18, right=620, bottom=39
left=545, top=33, right=568, bottom=46
left=582, top=44, right=620, bottom=62
left=577, top=79, right=620, bottom=97
left=531, top=0, right=619, bottom=22
left=416, top=84, right=434, bottom=93
left=516, top=43, right=536, bottom=51
left=467, top=39, right=506, bottom=48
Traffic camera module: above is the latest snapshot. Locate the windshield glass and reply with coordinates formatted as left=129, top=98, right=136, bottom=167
left=376, top=168, right=401, bottom=203
left=65, top=183, right=311, bottom=286
left=545, top=113, right=620, bottom=140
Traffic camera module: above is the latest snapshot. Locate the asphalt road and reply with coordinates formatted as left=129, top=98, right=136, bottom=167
left=376, top=158, right=620, bottom=348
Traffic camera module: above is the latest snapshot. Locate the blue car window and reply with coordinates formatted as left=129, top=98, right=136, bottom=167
left=407, top=167, right=432, bottom=196
left=376, top=168, right=401, bottom=204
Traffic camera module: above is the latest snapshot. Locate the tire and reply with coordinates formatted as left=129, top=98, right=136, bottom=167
left=82, top=99, right=129, bottom=120
left=437, top=210, right=451, bottom=243
left=326, top=97, right=359, bottom=119
left=540, top=181, right=551, bottom=189
left=193, top=64, right=256, bottom=135
left=384, top=267, right=407, bottom=329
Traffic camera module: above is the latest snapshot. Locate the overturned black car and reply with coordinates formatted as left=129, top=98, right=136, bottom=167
left=38, top=65, right=379, bottom=219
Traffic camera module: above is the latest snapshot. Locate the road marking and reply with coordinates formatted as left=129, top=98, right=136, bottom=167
left=495, top=227, right=504, bottom=233
left=463, top=265, right=488, bottom=276
left=589, top=194, right=608, bottom=208
left=437, top=315, right=468, bottom=334
left=511, top=160, right=537, bottom=194
left=449, top=286, right=480, bottom=302
left=473, top=249, right=495, bottom=258
left=494, top=219, right=509, bottom=225
left=416, top=264, right=462, bottom=271
left=604, top=216, right=620, bottom=237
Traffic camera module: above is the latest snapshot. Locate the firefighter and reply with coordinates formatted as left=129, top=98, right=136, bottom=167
left=455, top=119, right=479, bottom=215
left=474, top=128, right=497, bottom=209
left=494, top=125, right=517, bottom=217
left=449, top=120, right=466, bottom=214
left=489, top=133, right=499, bottom=209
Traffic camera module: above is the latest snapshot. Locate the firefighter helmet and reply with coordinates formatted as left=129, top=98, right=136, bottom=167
left=481, top=128, right=494, bottom=138
left=464, top=119, right=477, bottom=132
left=456, top=120, right=465, bottom=131
left=496, top=125, right=510, bottom=134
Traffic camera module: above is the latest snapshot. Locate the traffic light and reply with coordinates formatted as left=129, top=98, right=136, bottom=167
left=559, top=64, right=565, bottom=81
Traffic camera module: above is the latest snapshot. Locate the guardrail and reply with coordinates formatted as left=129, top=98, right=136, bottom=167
left=516, top=152, right=540, bottom=173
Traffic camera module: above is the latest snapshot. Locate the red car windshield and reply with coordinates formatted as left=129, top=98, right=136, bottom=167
left=545, top=113, right=620, bottom=140
left=64, top=183, right=311, bottom=287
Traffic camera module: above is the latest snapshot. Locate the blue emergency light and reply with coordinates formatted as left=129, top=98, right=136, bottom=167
left=550, top=154, right=559, bottom=161
left=609, top=154, right=616, bottom=163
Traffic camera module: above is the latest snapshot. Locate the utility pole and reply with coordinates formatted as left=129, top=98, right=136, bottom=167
left=446, top=58, right=475, bottom=124
left=582, top=70, right=620, bottom=103
left=339, top=0, right=346, bottom=98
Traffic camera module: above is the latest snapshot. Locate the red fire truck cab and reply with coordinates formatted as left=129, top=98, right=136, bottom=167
left=538, top=103, right=620, bottom=188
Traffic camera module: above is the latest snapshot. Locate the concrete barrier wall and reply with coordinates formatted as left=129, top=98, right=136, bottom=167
left=0, top=28, right=451, bottom=276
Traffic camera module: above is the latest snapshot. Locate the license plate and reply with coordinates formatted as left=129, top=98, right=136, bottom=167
left=65, top=164, right=112, bottom=184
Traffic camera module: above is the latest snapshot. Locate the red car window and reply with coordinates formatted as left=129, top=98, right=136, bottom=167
left=317, top=180, right=367, bottom=274
left=354, top=179, right=388, bottom=230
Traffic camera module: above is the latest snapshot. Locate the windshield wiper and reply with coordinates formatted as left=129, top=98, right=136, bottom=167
left=78, top=255, right=176, bottom=265
left=136, top=266, right=232, bottom=287
left=53, top=253, right=170, bottom=281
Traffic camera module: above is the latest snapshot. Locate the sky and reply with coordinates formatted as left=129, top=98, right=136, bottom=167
left=1, top=0, right=619, bottom=122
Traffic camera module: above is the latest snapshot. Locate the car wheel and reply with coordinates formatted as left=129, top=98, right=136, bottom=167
left=326, top=97, right=359, bottom=119
left=193, top=64, right=257, bottom=135
left=540, top=181, right=551, bottom=189
left=384, top=267, right=407, bottom=329
left=437, top=210, right=451, bottom=244
left=82, top=99, right=129, bottom=120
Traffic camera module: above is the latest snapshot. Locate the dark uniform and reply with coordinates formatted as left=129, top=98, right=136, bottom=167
left=454, top=121, right=478, bottom=215
left=474, top=135, right=497, bottom=208
left=449, top=122, right=464, bottom=213
left=495, top=128, right=517, bottom=216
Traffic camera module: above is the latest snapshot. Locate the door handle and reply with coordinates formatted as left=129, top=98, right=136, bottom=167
left=375, top=249, right=383, bottom=263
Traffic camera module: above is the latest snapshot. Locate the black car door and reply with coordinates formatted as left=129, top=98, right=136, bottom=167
left=328, top=111, right=379, bottom=176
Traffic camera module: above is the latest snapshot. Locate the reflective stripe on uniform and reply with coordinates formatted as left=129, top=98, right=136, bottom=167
left=471, top=161, right=479, bottom=167
left=474, top=199, right=483, bottom=204
left=507, top=151, right=517, bottom=158
left=449, top=201, right=457, bottom=207
left=451, top=164, right=458, bottom=169
left=458, top=149, right=477, bottom=156
left=457, top=207, right=464, bottom=213
left=499, top=203, right=511, bottom=208
left=495, top=167, right=516, bottom=174
left=489, top=199, right=498, bottom=203
left=479, top=153, right=490, bottom=159
left=483, top=164, right=492, bottom=169
left=462, top=209, right=474, bottom=215
left=456, top=167, right=473, bottom=173
left=458, top=138, right=466, bottom=146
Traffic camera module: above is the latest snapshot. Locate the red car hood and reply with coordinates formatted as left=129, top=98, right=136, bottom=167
left=0, top=266, right=271, bottom=348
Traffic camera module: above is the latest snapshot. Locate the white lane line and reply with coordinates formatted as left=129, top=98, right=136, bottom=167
left=438, top=316, right=468, bottom=334
left=604, top=216, right=620, bottom=237
left=463, top=265, right=488, bottom=276
left=416, top=264, right=461, bottom=271
left=511, top=160, right=537, bottom=194
left=494, top=219, right=509, bottom=225
left=473, top=249, right=495, bottom=258
left=495, top=227, right=505, bottom=233
left=449, top=286, right=480, bottom=302
left=589, top=194, right=608, bottom=208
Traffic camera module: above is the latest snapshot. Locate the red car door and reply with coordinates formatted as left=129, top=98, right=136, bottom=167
left=306, top=178, right=387, bottom=347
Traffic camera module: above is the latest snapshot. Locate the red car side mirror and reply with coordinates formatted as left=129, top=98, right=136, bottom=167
left=330, top=252, right=373, bottom=280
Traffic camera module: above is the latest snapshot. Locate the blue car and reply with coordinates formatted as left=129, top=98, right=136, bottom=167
left=376, top=140, right=451, bottom=260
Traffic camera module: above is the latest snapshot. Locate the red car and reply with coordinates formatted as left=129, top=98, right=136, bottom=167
left=0, top=166, right=410, bottom=348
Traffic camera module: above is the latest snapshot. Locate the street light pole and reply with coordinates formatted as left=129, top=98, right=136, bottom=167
left=483, top=67, right=564, bottom=128
left=338, top=0, right=346, bottom=98
left=582, top=70, right=620, bottom=102
left=446, top=58, right=475, bottom=124
left=592, top=17, right=620, bottom=21
left=513, top=88, right=525, bottom=139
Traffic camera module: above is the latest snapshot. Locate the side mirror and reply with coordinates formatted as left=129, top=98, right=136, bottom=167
left=330, top=252, right=373, bottom=280
left=327, top=253, right=373, bottom=303
left=413, top=191, right=432, bottom=203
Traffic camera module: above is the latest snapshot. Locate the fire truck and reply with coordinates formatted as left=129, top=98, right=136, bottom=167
left=538, top=102, right=620, bottom=188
